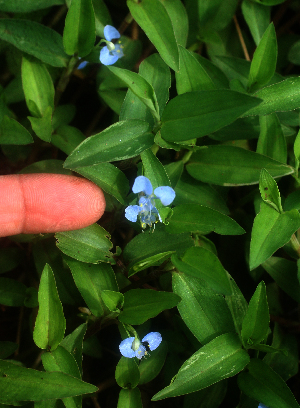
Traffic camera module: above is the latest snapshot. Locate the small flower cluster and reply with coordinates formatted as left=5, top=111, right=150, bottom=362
left=78, top=25, right=124, bottom=69
left=119, top=332, right=162, bottom=359
left=125, top=176, right=175, bottom=229
left=100, top=25, right=124, bottom=66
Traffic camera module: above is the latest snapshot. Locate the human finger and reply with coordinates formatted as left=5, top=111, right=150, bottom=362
left=0, top=173, right=105, bottom=237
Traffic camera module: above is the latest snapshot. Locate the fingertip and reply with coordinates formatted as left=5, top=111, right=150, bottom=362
left=0, top=174, right=106, bottom=237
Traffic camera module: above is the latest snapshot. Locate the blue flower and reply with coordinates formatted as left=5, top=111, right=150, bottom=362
left=125, top=176, right=175, bottom=229
left=258, top=404, right=269, bottom=408
left=100, top=25, right=124, bottom=66
left=77, top=59, right=88, bottom=70
left=119, top=332, right=162, bottom=359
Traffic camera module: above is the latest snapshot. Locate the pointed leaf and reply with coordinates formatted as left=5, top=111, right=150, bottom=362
left=33, top=264, right=66, bottom=350
left=241, top=282, right=270, bottom=347
left=127, top=0, right=179, bottom=71
left=187, top=146, right=294, bottom=186
left=152, top=333, right=250, bottom=400
left=250, top=203, right=300, bottom=269
left=0, top=360, right=97, bottom=403
left=161, top=90, right=261, bottom=142
left=166, top=204, right=245, bottom=235
left=63, top=0, right=95, bottom=57
left=0, top=19, right=68, bottom=67
left=237, top=358, right=300, bottom=408
left=172, top=272, right=235, bottom=345
left=248, top=23, right=277, bottom=92
left=64, top=120, right=153, bottom=168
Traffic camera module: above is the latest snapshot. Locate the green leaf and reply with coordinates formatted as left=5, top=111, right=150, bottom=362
left=108, top=66, right=159, bottom=120
left=225, top=278, right=248, bottom=337
left=259, top=168, right=283, bottom=212
left=64, top=120, right=152, bottom=168
left=28, top=106, right=53, bottom=142
left=64, top=257, right=117, bottom=317
left=42, top=346, right=82, bottom=408
left=21, top=55, right=54, bottom=117
left=172, top=272, right=235, bottom=345
left=55, top=224, right=114, bottom=264
left=117, top=388, right=143, bottom=408
left=262, top=257, right=300, bottom=303
left=186, top=146, right=294, bottom=186
left=257, top=113, right=287, bottom=164
left=250, top=203, right=300, bottom=269
left=158, top=0, right=188, bottom=47
left=0, top=247, right=24, bottom=274
left=172, top=247, right=232, bottom=295
left=120, top=53, right=170, bottom=125
left=123, top=227, right=194, bottom=271
left=0, top=0, right=64, bottom=12
left=0, top=278, right=27, bottom=306
left=101, top=290, right=124, bottom=312
left=264, top=323, right=299, bottom=381
left=0, top=342, right=18, bottom=359
left=128, top=251, right=175, bottom=277
left=33, top=264, right=66, bottom=351
left=241, top=0, right=271, bottom=46
left=174, top=172, right=229, bottom=214
left=72, top=163, right=129, bottom=205
left=42, top=346, right=81, bottom=378
left=294, top=128, right=300, bottom=170
left=139, top=341, right=168, bottom=384
left=160, top=90, right=261, bottom=142
left=52, top=125, right=85, bottom=155
left=0, top=116, right=33, bottom=145
left=118, top=289, right=180, bottom=325
left=60, top=323, right=87, bottom=374
left=237, top=358, right=300, bottom=408
left=0, top=19, right=68, bottom=67
left=176, top=46, right=216, bottom=94
left=252, top=0, right=285, bottom=5
left=241, top=282, right=270, bottom=347
left=166, top=204, right=245, bottom=235
left=63, top=0, right=95, bottom=57
left=0, top=360, right=97, bottom=403
left=152, top=333, right=250, bottom=400
left=92, top=0, right=111, bottom=37
left=243, top=77, right=300, bottom=116
left=127, top=0, right=179, bottom=71
left=141, top=149, right=171, bottom=188
left=115, top=357, right=140, bottom=389
left=248, top=23, right=277, bottom=92
left=172, top=246, right=232, bottom=295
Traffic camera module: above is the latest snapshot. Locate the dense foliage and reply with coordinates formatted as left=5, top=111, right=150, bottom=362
left=0, top=0, right=300, bottom=407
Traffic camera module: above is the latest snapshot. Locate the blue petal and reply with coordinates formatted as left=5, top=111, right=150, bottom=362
left=104, top=25, right=121, bottom=41
left=125, top=205, right=141, bottom=222
left=258, top=405, right=269, bottom=408
left=154, top=186, right=175, bottom=206
left=142, top=332, right=162, bottom=351
left=119, top=337, right=136, bottom=358
left=132, top=176, right=153, bottom=195
left=77, top=60, right=88, bottom=69
left=100, top=46, right=119, bottom=65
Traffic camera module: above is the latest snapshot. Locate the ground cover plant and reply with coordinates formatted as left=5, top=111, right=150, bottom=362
left=0, top=0, right=300, bottom=407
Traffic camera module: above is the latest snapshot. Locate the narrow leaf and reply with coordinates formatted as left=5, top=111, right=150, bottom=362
left=33, top=264, right=66, bottom=350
